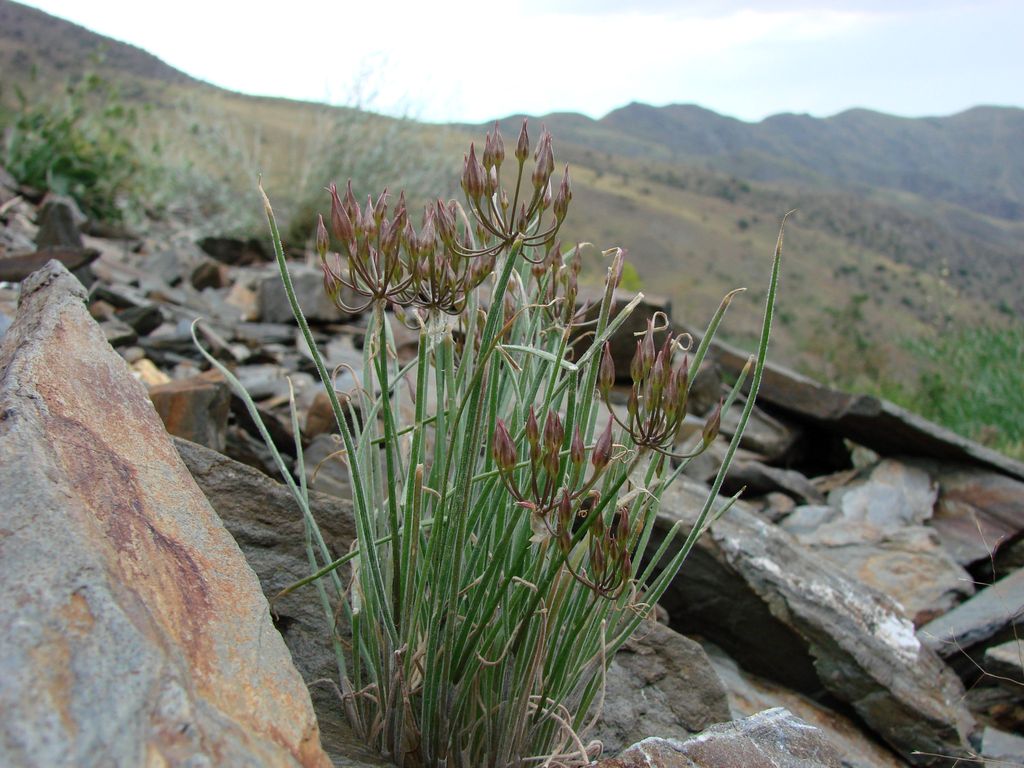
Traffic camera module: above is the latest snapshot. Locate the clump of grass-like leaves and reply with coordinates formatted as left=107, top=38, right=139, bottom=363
left=197, top=122, right=784, bottom=767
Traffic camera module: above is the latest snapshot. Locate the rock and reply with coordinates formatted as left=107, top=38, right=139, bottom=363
left=594, top=622, right=731, bottom=756
left=981, top=726, right=1024, bottom=763
left=710, top=340, right=1024, bottom=481
left=0, top=246, right=100, bottom=282
left=149, top=373, right=232, bottom=452
left=654, top=478, right=975, bottom=765
left=130, top=358, right=172, bottom=387
left=720, top=460, right=824, bottom=506
left=172, top=438, right=389, bottom=767
left=779, top=505, right=837, bottom=535
left=920, top=567, right=1024, bottom=660
left=983, top=639, right=1024, bottom=680
left=191, top=258, right=229, bottom=290
left=199, top=235, right=269, bottom=266
left=596, top=708, right=842, bottom=768
left=35, top=195, right=85, bottom=248
left=259, top=263, right=360, bottom=324
left=703, top=643, right=910, bottom=768
left=100, top=317, right=138, bottom=346
left=306, top=390, right=341, bottom=440
left=115, top=303, right=164, bottom=335
left=301, top=433, right=352, bottom=500
left=921, top=462, right=1024, bottom=567
left=0, top=261, right=329, bottom=767
left=799, top=526, right=974, bottom=626
left=826, top=459, right=938, bottom=534
left=720, top=399, right=801, bottom=462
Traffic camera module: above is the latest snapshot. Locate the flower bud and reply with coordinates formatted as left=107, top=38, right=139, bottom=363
left=599, top=342, right=615, bottom=397
left=315, top=214, right=329, bottom=258
left=629, top=340, right=645, bottom=385
left=592, top=418, right=613, bottom=471
left=515, top=119, right=529, bottom=162
left=640, top=322, right=656, bottom=380
left=464, top=144, right=485, bottom=202
left=558, top=489, right=573, bottom=532
left=492, top=419, right=517, bottom=472
left=493, top=122, right=505, bottom=168
left=702, top=400, right=722, bottom=447
left=553, top=165, right=572, bottom=222
left=526, top=407, right=540, bottom=451
left=329, top=183, right=354, bottom=244
left=570, top=425, right=585, bottom=468
left=482, top=131, right=495, bottom=171
left=607, top=248, right=624, bottom=293
left=543, top=410, right=564, bottom=455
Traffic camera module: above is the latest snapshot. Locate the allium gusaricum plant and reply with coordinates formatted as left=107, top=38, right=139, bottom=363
left=199, top=121, right=785, bottom=767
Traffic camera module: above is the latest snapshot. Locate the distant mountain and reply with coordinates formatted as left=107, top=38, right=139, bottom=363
left=0, top=0, right=197, bottom=91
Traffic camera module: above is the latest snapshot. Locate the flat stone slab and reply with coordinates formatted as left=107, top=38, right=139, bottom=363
left=920, top=567, right=1024, bottom=658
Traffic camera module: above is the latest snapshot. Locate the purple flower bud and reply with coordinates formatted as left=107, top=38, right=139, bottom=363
left=558, top=489, right=573, bottom=531
left=592, top=418, right=613, bottom=471
left=315, top=214, right=329, bottom=258
left=543, top=410, right=564, bottom=454
left=515, top=119, right=529, bottom=162
left=526, top=407, right=540, bottom=450
left=607, top=248, right=624, bottom=292
left=464, top=143, right=485, bottom=202
left=599, top=342, right=615, bottom=397
left=630, top=340, right=645, bottom=385
left=553, top=165, right=572, bottom=221
left=493, top=122, right=505, bottom=168
left=640, top=322, right=656, bottom=379
left=702, top=400, right=722, bottom=447
left=482, top=132, right=495, bottom=171
left=329, top=183, right=354, bottom=243
left=492, top=419, right=517, bottom=472
left=570, top=425, right=585, bottom=467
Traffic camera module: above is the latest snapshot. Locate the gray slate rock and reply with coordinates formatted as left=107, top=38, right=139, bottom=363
left=35, top=195, right=85, bottom=248
left=920, top=567, right=1024, bottom=658
left=595, top=622, right=731, bottom=756
left=710, top=339, right=1024, bottom=481
left=0, top=261, right=330, bottom=767
left=259, top=263, right=359, bottom=323
left=596, top=708, right=842, bottom=768
left=654, top=478, right=975, bottom=766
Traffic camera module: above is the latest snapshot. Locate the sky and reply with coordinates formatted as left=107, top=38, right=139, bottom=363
left=17, top=0, right=1024, bottom=124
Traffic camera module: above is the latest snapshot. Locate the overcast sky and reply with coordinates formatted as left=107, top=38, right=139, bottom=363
left=18, top=0, right=1024, bottom=124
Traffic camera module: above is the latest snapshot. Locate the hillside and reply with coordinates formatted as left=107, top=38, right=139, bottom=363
left=2, top=0, right=1021, bottom=436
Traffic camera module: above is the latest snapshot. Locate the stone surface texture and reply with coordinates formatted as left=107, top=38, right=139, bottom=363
left=596, top=708, right=843, bottom=768
left=0, top=262, right=330, bottom=767
left=595, top=622, right=731, bottom=756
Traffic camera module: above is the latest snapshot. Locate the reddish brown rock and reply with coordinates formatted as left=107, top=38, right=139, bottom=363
left=0, top=261, right=330, bottom=767
left=149, top=372, right=231, bottom=452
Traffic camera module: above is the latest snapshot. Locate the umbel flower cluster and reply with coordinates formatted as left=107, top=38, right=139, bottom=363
left=233, top=120, right=783, bottom=768
left=316, top=120, right=571, bottom=322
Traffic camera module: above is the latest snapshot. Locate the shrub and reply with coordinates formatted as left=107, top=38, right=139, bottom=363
left=1, top=71, right=142, bottom=222
left=197, top=122, right=784, bottom=766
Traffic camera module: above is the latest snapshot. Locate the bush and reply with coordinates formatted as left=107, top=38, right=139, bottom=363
left=1, top=71, right=142, bottom=222
left=198, top=123, right=784, bottom=766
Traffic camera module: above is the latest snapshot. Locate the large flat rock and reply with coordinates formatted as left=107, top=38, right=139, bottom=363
left=0, top=262, right=330, bottom=767
left=654, top=478, right=975, bottom=766
left=710, top=339, right=1024, bottom=482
